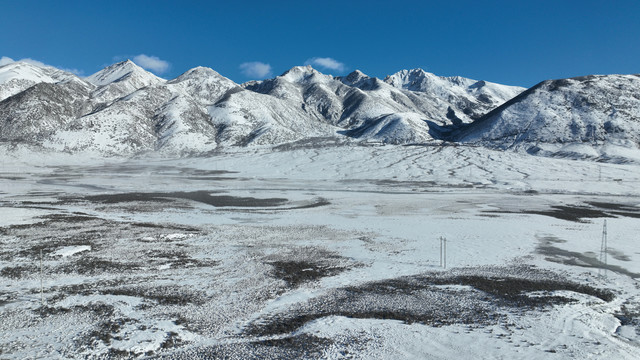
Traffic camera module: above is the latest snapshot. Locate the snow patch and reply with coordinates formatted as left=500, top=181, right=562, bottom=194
left=50, top=245, right=91, bottom=257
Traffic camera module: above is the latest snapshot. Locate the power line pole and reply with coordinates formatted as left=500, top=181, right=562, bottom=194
left=40, top=249, right=44, bottom=308
left=599, top=220, right=608, bottom=278
left=598, top=166, right=602, bottom=182
left=440, top=236, right=447, bottom=269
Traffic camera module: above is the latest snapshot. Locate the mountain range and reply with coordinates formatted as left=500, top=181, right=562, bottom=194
left=0, top=60, right=638, bottom=161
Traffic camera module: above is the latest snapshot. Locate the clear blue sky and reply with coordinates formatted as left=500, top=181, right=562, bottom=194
left=1, top=0, right=639, bottom=87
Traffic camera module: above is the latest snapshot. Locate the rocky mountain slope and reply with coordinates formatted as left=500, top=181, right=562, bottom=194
left=456, top=74, right=640, bottom=161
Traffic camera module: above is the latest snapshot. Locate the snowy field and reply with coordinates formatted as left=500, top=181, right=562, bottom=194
left=1, top=144, right=640, bottom=359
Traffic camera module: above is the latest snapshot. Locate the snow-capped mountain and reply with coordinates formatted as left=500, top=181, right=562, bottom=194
left=219, top=65, right=421, bottom=145
left=231, top=65, right=519, bottom=145
left=384, top=69, right=524, bottom=124
left=1, top=60, right=526, bottom=153
left=457, top=74, right=640, bottom=160
left=1, top=59, right=637, bottom=161
left=50, top=63, right=239, bottom=155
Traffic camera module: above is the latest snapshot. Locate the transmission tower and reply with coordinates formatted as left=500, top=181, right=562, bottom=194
left=599, top=220, right=608, bottom=278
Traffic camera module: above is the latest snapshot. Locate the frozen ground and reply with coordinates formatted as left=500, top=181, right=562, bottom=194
left=1, top=144, right=639, bottom=359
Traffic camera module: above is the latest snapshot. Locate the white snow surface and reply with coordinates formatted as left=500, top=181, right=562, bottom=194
left=50, top=245, right=91, bottom=258
left=1, top=145, right=640, bottom=358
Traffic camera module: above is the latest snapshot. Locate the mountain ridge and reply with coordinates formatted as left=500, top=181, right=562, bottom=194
left=1, top=60, right=638, bottom=162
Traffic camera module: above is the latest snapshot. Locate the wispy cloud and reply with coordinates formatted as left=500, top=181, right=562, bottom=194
left=132, top=54, right=170, bottom=74
left=304, top=57, right=347, bottom=72
left=0, top=56, right=15, bottom=66
left=239, top=61, right=273, bottom=79
left=61, top=67, right=85, bottom=76
left=0, top=56, right=84, bottom=75
left=1, top=56, right=46, bottom=67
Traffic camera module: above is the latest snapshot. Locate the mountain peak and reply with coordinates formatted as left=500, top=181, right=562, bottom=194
left=279, top=65, right=323, bottom=83
left=111, top=59, right=141, bottom=72
left=0, top=60, right=77, bottom=82
left=338, top=69, right=374, bottom=87
left=406, top=68, right=429, bottom=75
left=171, top=66, right=224, bottom=83
left=0, top=61, right=81, bottom=101
left=86, top=60, right=162, bottom=87
left=384, top=68, right=437, bottom=90
left=287, top=65, right=314, bottom=73
left=345, top=69, right=369, bottom=81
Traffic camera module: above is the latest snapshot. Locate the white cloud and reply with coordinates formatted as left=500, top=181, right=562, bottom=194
left=304, top=57, right=346, bottom=72
left=132, top=54, right=170, bottom=74
left=239, top=61, right=273, bottom=79
left=0, top=56, right=15, bottom=66
left=61, top=67, right=84, bottom=76
left=0, top=56, right=48, bottom=67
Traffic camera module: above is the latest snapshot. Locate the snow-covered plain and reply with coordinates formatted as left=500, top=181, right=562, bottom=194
left=1, top=144, right=639, bottom=359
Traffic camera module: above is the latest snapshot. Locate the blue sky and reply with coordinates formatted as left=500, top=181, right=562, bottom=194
left=1, top=0, right=638, bottom=87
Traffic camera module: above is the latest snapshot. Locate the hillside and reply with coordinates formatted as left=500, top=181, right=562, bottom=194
left=457, top=74, right=640, bottom=161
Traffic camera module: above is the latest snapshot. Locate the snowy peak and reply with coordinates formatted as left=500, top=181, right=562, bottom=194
left=384, top=68, right=435, bottom=91
left=169, top=66, right=237, bottom=96
left=0, top=61, right=71, bottom=85
left=384, top=68, right=524, bottom=97
left=242, top=65, right=335, bottom=100
left=86, top=60, right=165, bottom=104
left=0, top=61, right=81, bottom=102
left=382, top=68, right=525, bottom=124
left=170, top=66, right=225, bottom=83
left=86, top=60, right=163, bottom=87
left=165, top=66, right=238, bottom=106
left=385, top=68, right=477, bottom=92
left=279, top=65, right=330, bottom=84
left=281, top=65, right=314, bottom=76
left=337, top=70, right=374, bottom=87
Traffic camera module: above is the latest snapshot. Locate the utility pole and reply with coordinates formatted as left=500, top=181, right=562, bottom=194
left=599, top=220, right=608, bottom=278
left=440, top=236, right=447, bottom=269
left=40, top=249, right=44, bottom=308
